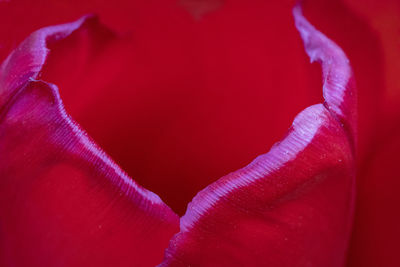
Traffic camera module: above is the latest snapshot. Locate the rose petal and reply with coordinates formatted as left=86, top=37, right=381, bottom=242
left=0, top=18, right=179, bottom=267
left=160, top=6, right=356, bottom=267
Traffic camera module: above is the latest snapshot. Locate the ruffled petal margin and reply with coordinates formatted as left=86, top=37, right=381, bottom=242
left=0, top=17, right=179, bottom=267
left=160, top=6, right=356, bottom=267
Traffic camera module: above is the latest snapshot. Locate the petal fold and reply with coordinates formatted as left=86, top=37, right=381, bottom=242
left=0, top=16, right=91, bottom=108
left=0, top=18, right=179, bottom=267
left=160, top=6, right=356, bottom=267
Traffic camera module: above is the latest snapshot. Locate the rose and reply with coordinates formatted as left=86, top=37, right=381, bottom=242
left=0, top=0, right=399, bottom=266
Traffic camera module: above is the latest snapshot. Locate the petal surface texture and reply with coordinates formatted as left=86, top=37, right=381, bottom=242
left=0, top=17, right=179, bottom=267
left=160, top=6, right=356, bottom=267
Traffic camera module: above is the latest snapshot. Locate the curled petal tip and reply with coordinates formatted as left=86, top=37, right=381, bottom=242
left=293, top=4, right=357, bottom=148
left=0, top=15, right=99, bottom=109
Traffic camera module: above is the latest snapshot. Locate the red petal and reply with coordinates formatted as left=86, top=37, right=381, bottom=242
left=300, top=1, right=400, bottom=265
left=294, top=6, right=357, bottom=146
left=342, top=0, right=400, bottom=122
left=347, top=129, right=400, bottom=267
left=0, top=18, right=179, bottom=267
left=297, top=0, right=391, bottom=174
left=0, top=1, right=323, bottom=214
left=0, top=16, right=91, bottom=107
left=160, top=6, right=356, bottom=267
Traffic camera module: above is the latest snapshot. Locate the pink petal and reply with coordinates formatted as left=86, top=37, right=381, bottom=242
left=160, top=6, right=356, bottom=267
left=0, top=18, right=179, bottom=267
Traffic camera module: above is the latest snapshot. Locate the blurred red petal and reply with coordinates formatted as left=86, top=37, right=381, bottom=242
left=347, top=129, right=400, bottom=267
left=160, top=6, right=356, bottom=267
left=0, top=18, right=179, bottom=267
left=342, top=0, right=400, bottom=121
left=345, top=3, right=400, bottom=266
